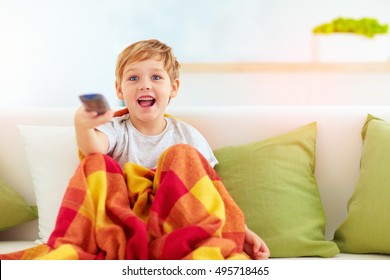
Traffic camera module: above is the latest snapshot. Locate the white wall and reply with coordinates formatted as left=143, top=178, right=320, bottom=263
left=177, top=71, right=390, bottom=106
left=1, top=0, right=390, bottom=108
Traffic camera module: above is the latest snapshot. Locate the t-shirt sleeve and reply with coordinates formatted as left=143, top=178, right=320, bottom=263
left=183, top=125, right=219, bottom=168
left=192, top=134, right=219, bottom=168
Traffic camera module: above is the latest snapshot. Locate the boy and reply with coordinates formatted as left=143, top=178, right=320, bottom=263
left=74, top=39, right=269, bottom=260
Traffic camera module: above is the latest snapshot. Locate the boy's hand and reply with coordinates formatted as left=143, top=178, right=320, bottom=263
left=74, top=106, right=114, bottom=130
left=243, top=225, right=270, bottom=260
left=74, top=106, right=113, bottom=156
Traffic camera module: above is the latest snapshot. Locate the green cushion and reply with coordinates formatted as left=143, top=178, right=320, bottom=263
left=0, top=177, right=38, bottom=231
left=214, top=122, right=339, bottom=258
left=334, top=114, right=390, bottom=254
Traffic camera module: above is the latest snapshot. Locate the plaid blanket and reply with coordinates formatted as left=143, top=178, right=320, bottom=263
left=1, top=144, right=248, bottom=260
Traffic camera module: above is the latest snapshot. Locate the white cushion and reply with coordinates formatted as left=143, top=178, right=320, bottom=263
left=18, top=125, right=79, bottom=243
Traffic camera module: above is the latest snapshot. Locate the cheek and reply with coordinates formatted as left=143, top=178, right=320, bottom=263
left=120, top=85, right=135, bottom=97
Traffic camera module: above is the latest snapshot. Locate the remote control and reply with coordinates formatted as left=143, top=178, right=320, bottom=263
left=79, top=93, right=110, bottom=115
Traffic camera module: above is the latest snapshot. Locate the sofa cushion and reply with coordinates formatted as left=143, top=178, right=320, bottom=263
left=18, top=125, right=79, bottom=243
left=0, top=177, right=38, bottom=231
left=334, top=114, right=390, bottom=254
left=214, top=122, right=339, bottom=258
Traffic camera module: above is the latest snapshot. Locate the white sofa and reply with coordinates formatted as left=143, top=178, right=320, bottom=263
left=1, top=105, right=390, bottom=259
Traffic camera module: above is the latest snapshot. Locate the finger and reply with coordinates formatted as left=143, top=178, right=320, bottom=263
left=253, top=242, right=261, bottom=254
left=256, top=244, right=270, bottom=259
left=79, top=107, right=99, bottom=118
left=255, top=253, right=270, bottom=260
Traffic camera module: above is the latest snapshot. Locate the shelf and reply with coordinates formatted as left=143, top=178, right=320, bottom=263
left=181, top=62, right=390, bottom=73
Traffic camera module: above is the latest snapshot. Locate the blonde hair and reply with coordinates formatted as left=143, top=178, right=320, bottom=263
left=115, top=39, right=180, bottom=85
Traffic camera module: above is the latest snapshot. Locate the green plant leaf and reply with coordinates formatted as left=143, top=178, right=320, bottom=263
left=313, top=17, right=388, bottom=38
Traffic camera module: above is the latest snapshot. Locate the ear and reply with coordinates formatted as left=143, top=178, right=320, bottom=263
left=170, top=79, right=180, bottom=99
left=115, top=81, right=124, bottom=100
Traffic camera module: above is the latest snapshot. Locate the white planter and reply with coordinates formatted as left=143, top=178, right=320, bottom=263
left=312, top=34, right=390, bottom=62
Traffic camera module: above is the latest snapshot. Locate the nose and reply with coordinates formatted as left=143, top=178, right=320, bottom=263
left=138, top=80, right=151, bottom=91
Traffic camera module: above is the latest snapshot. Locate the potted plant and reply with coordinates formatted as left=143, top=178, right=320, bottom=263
left=313, top=17, right=388, bottom=38
left=311, top=17, right=389, bottom=62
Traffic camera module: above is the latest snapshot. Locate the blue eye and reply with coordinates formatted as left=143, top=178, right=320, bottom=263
left=152, top=75, right=161, bottom=80
left=129, top=76, right=138, bottom=81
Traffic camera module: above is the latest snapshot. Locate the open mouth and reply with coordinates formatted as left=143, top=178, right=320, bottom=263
left=137, top=97, right=156, bottom=107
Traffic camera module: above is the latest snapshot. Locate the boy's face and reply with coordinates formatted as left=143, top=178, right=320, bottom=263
left=116, top=58, right=179, bottom=128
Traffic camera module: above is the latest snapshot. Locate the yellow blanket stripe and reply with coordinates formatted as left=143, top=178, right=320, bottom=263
left=36, top=244, right=79, bottom=260
left=87, top=171, right=112, bottom=230
left=123, top=163, right=156, bottom=222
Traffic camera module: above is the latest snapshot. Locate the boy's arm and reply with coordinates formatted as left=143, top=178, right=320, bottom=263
left=74, top=106, right=114, bottom=156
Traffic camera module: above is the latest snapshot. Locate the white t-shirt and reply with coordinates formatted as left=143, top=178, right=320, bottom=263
left=96, top=113, right=218, bottom=169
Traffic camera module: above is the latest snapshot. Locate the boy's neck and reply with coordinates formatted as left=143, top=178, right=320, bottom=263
left=130, top=117, right=167, bottom=136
